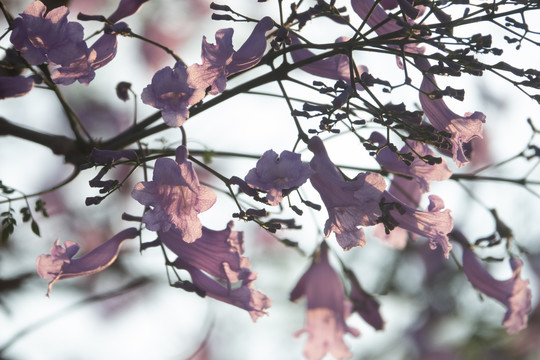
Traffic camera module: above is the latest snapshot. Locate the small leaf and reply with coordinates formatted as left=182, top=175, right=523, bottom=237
left=31, top=220, right=40, bottom=237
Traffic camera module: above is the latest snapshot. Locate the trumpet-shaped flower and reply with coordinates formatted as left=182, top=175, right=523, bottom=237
left=188, top=17, right=274, bottom=94
left=36, top=227, right=138, bottom=296
left=161, top=222, right=271, bottom=321
left=308, top=136, right=386, bottom=250
left=108, top=0, right=149, bottom=23
left=415, top=57, right=486, bottom=167
left=244, top=149, right=314, bottom=205
left=142, top=61, right=206, bottom=127
left=290, top=35, right=368, bottom=89
left=290, top=243, right=360, bottom=360
left=457, top=237, right=532, bottom=333
left=131, top=146, right=216, bottom=242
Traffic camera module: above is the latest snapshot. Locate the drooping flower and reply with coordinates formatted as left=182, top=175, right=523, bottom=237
left=290, top=35, right=368, bottom=89
left=347, top=270, right=384, bottom=331
left=379, top=193, right=453, bottom=258
left=188, top=16, right=274, bottom=94
left=370, top=131, right=452, bottom=194
left=0, top=76, right=34, bottom=99
left=160, top=222, right=271, bottom=321
left=244, top=149, right=314, bottom=205
left=308, top=136, right=387, bottom=250
left=142, top=61, right=205, bottom=127
left=290, top=242, right=360, bottom=360
left=36, top=227, right=139, bottom=296
left=455, top=233, right=532, bottom=333
left=131, top=145, right=216, bottom=242
left=415, top=57, right=486, bottom=167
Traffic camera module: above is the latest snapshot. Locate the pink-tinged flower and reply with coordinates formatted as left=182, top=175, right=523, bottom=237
left=10, top=1, right=88, bottom=67
left=161, top=222, right=271, bottom=321
left=142, top=61, right=205, bottom=127
left=290, top=242, right=360, bottom=360
left=131, top=146, right=216, bottom=242
left=380, top=192, right=453, bottom=257
left=415, top=57, right=486, bottom=167
left=108, top=0, right=149, bottom=23
left=0, top=76, right=34, bottom=99
left=308, top=136, right=387, bottom=250
left=244, top=149, right=314, bottom=205
left=290, top=35, right=368, bottom=88
left=370, top=131, right=452, bottom=193
left=36, top=227, right=138, bottom=296
left=188, top=17, right=274, bottom=94
left=457, top=236, right=532, bottom=333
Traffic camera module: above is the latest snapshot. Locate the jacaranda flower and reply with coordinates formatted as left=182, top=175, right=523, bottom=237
left=244, top=149, right=314, bottom=205
left=308, top=136, right=387, bottom=250
left=456, top=233, right=532, bottom=334
left=290, top=242, right=360, bottom=360
left=188, top=17, right=274, bottom=94
left=415, top=57, right=486, bottom=167
left=36, top=227, right=138, bottom=296
left=142, top=61, right=206, bottom=127
left=160, top=221, right=271, bottom=321
left=131, top=145, right=216, bottom=242
left=0, top=76, right=34, bottom=99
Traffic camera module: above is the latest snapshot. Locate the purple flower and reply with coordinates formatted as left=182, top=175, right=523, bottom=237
left=0, top=76, right=34, bottom=99
left=290, top=35, right=368, bottom=89
left=350, top=0, right=404, bottom=37
left=457, top=236, right=532, bottom=333
left=36, top=227, right=138, bottom=296
left=142, top=61, right=205, bottom=127
left=10, top=1, right=88, bottom=67
left=380, top=192, right=454, bottom=258
left=244, top=149, right=314, bottom=205
left=131, top=146, right=216, bottom=242
left=308, top=136, right=387, bottom=250
left=415, top=57, right=486, bottom=167
left=290, top=242, right=360, bottom=360
left=161, top=222, right=271, bottom=321
left=370, top=131, right=452, bottom=193
left=108, top=0, right=149, bottom=24
left=188, top=17, right=274, bottom=94
left=348, top=273, right=384, bottom=331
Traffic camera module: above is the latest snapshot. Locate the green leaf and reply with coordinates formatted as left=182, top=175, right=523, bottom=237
left=31, top=220, right=40, bottom=237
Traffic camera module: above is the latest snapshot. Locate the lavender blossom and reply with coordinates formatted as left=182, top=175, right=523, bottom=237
left=188, top=17, right=274, bottom=94
left=131, top=146, right=216, bottom=242
left=108, top=0, right=149, bottom=24
left=308, top=136, right=387, bottom=250
left=380, top=193, right=454, bottom=258
left=290, top=243, right=360, bottom=360
left=0, top=76, right=34, bottom=99
left=161, top=222, right=271, bottom=322
left=36, top=227, right=138, bottom=296
left=142, top=61, right=205, bottom=127
left=290, top=35, right=368, bottom=89
left=416, top=57, right=486, bottom=167
left=10, top=1, right=88, bottom=67
left=244, top=149, right=314, bottom=205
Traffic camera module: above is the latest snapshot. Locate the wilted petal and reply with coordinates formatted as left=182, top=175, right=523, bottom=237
left=0, top=76, right=34, bottom=99
left=131, top=146, right=216, bottom=241
left=244, top=149, right=313, bottom=205
left=36, top=227, right=138, bottom=296
left=460, top=241, right=532, bottom=333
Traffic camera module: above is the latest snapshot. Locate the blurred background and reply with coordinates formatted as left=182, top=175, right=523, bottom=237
left=1, top=0, right=540, bottom=359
